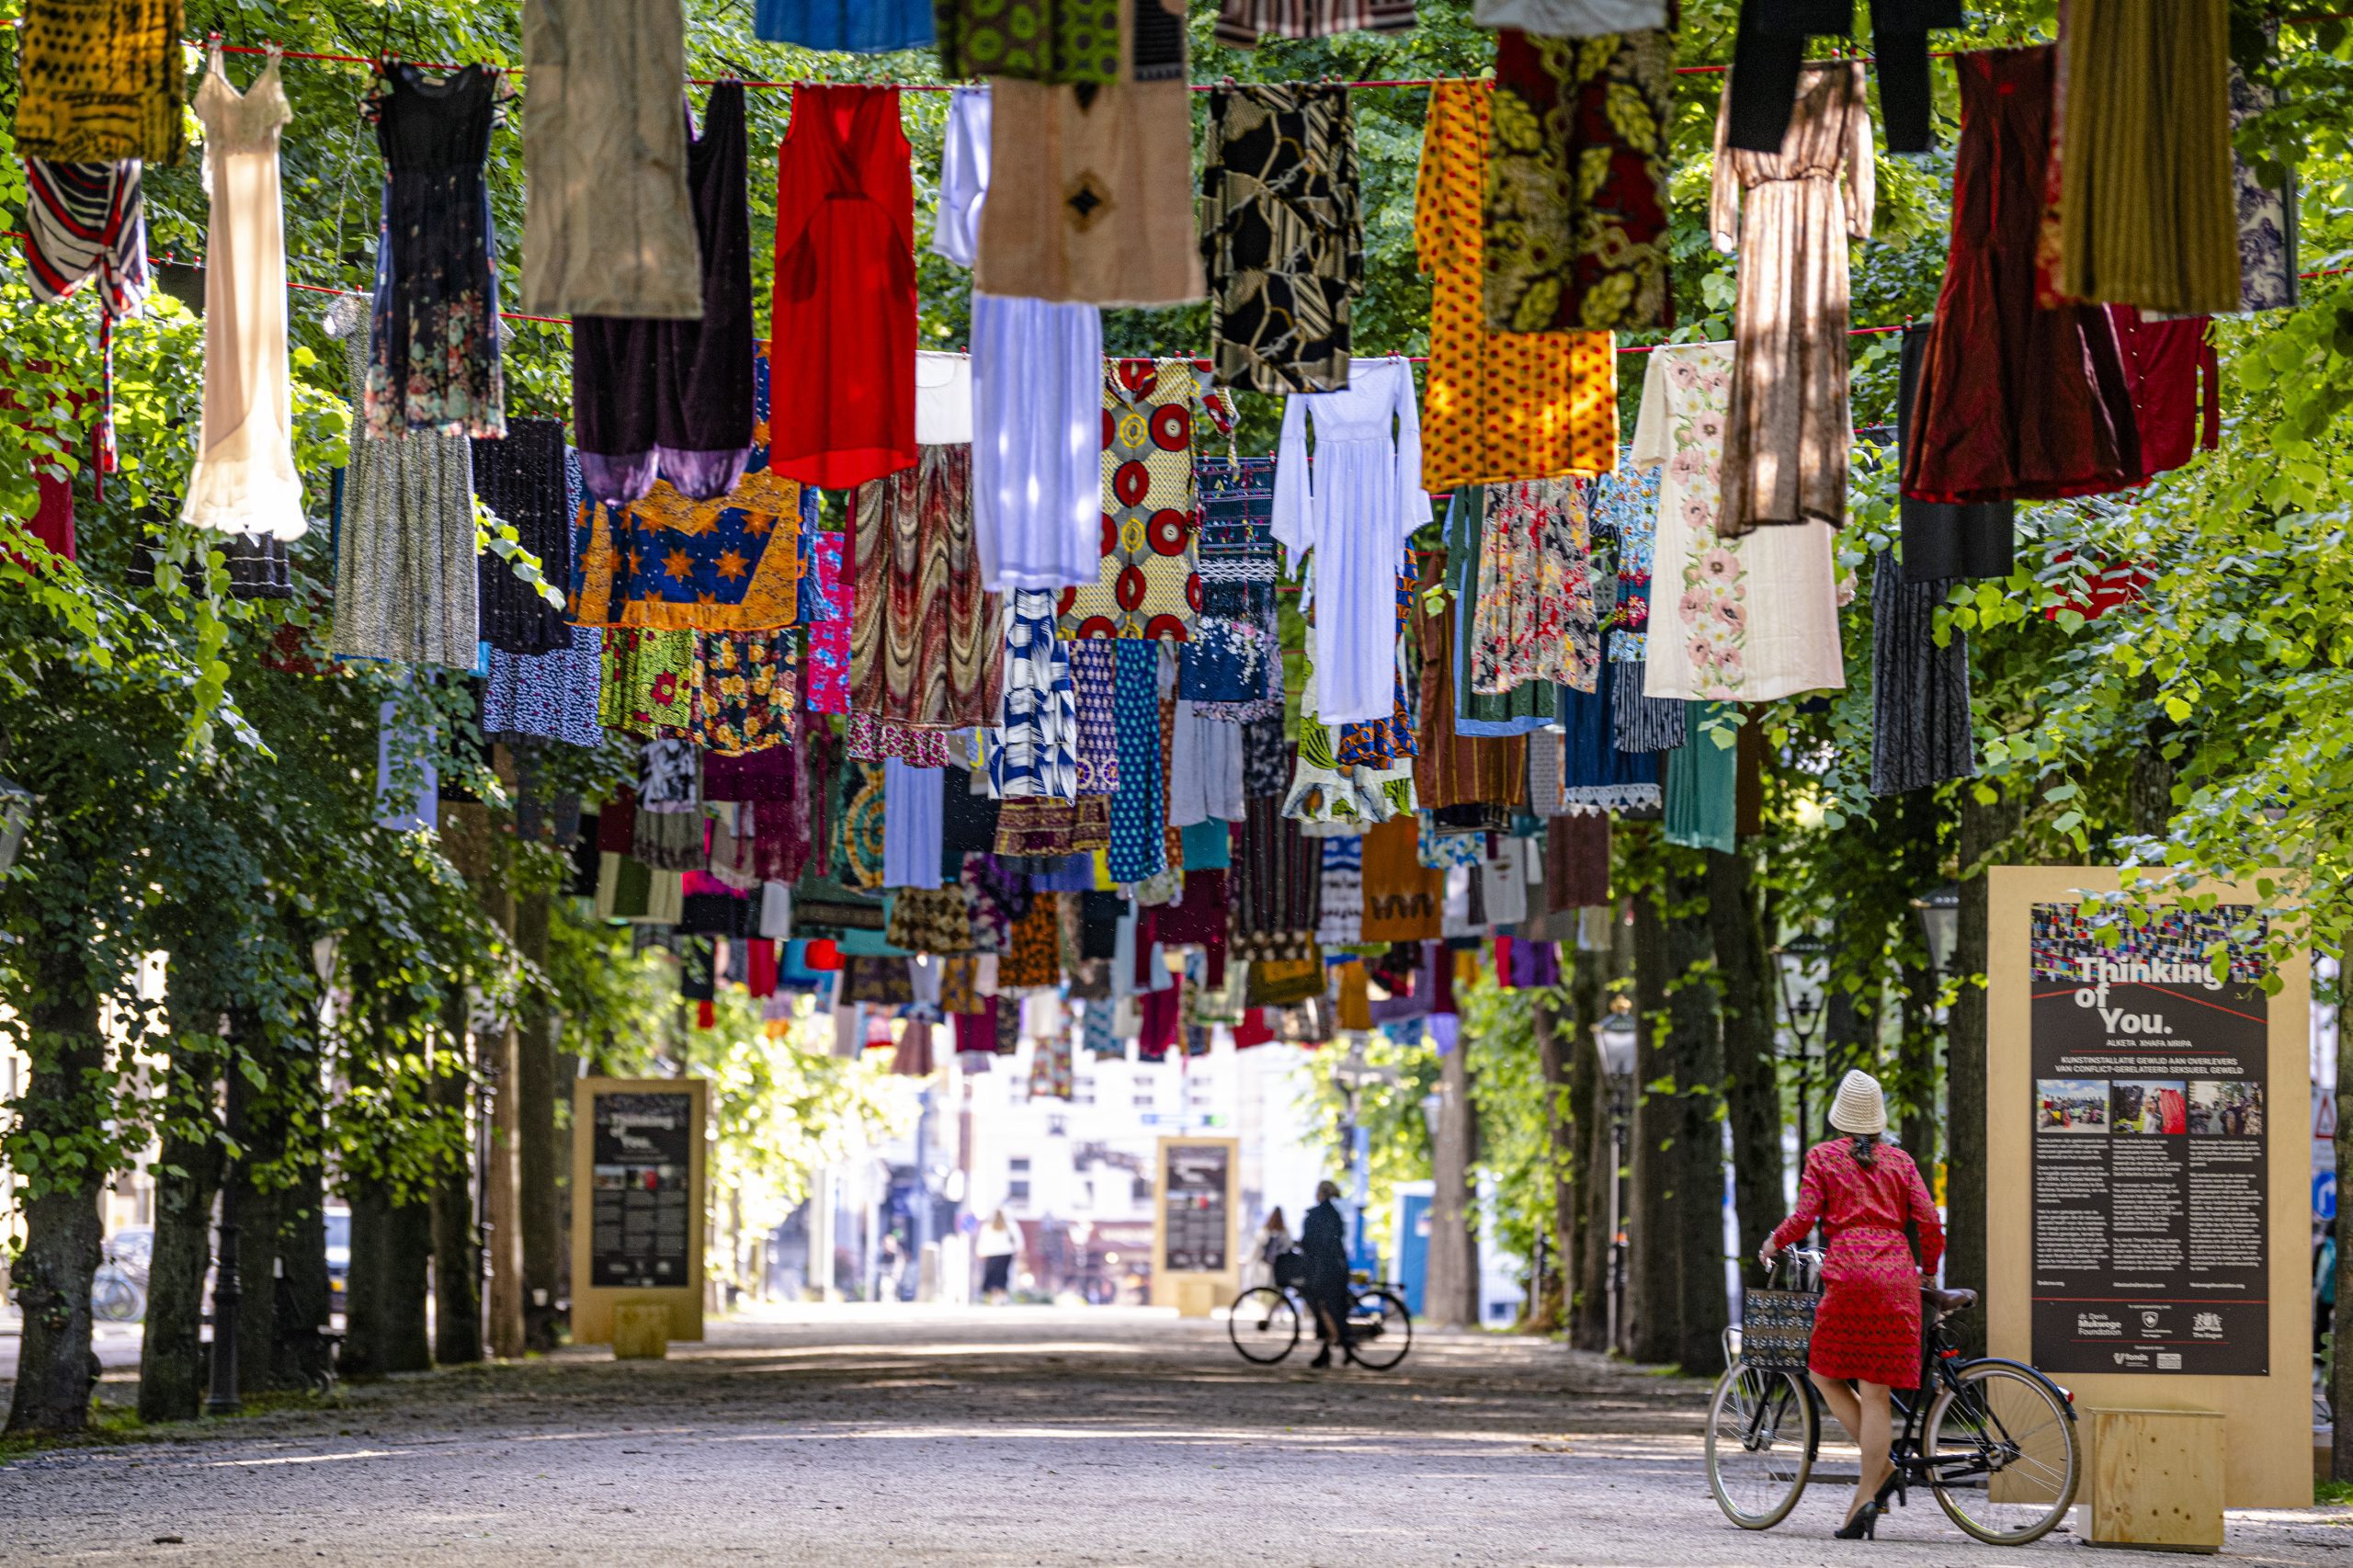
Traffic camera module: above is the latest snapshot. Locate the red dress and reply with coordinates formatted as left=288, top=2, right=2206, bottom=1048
left=1899, top=46, right=2142, bottom=506
left=1770, top=1139, right=1945, bottom=1390
left=769, top=85, right=915, bottom=489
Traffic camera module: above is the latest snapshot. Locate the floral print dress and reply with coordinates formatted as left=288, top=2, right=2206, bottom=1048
left=366, top=63, right=509, bottom=439
left=1631, top=342, right=1844, bottom=703
left=1468, top=476, right=1599, bottom=696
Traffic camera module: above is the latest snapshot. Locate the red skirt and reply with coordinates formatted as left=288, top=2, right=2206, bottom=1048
left=1807, top=1233, right=1924, bottom=1389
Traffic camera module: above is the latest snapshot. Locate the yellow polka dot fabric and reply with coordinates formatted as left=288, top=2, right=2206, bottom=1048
left=1415, top=80, right=1618, bottom=493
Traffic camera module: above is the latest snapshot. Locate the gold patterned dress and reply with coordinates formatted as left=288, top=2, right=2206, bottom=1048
left=1415, top=79, right=1618, bottom=493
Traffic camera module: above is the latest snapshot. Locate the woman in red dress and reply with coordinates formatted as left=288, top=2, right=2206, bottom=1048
left=1760, top=1070, right=1944, bottom=1539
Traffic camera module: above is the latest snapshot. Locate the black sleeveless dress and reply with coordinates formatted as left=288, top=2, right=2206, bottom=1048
left=366, top=62, right=506, bottom=440
left=572, top=82, right=756, bottom=504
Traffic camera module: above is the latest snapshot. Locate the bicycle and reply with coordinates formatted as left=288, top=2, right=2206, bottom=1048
left=1705, top=1253, right=2080, bottom=1546
left=1227, top=1274, right=1413, bottom=1371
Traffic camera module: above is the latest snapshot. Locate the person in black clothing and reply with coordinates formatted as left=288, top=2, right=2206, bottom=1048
left=1301, top=1180, right=1354, bottom=1369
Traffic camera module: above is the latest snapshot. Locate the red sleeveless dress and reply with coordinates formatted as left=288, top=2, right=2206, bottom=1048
left=768, top=85, right=915, bottom=488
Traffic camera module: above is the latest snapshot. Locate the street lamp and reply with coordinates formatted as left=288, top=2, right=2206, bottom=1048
left=1772, top=934, right=1830, bottom=1146
left=1911, top=882, right=1961, bottom=982
left=1591, top=1004, right=1639, bottom=1352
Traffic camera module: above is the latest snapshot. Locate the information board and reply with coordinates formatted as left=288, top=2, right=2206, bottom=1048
left=1161, top=1142, right=1231, bottom=1272
left=1989, top=868, right=2309, bottom=1507
left=2028, top=902, right=2272, bottom=1375
left=570, top=1076, right=706, bottom=1346
left=589, top=1090, right=695, bottom=1290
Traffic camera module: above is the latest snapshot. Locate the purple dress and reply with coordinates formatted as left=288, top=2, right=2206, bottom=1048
left=572, top=82, right=756, bottom=503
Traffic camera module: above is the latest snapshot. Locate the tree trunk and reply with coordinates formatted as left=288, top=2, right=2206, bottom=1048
left=514, top=886, right=563, bottom=1354
left=484, top=1015, right=525, bottom=1359
left=1565, top=940, right=1611, bottom=1353
left=4, top=958, right=108, bottom=1437
left=1665, top=858, right=1728, bottom=1378
left=431, top=986, right=483, bottom=1366
left=343, top=1182, right=435, bottom=1378
left=1427, top=1043, right=1480, bottom=1331
left=1626, top=878, right=1678, bottom=1364
left=1945, top=786, right=2017, bottom=1355
left=139, top=1013, right=222, bottom=1424
left=1706, top=847, right=1784, bottom=1283
left=272, top=1126, right=333, bottom=1392
left=224, top=1014, right=285, bottom=1400
left=1533, top=999, right=1576, bottom=1337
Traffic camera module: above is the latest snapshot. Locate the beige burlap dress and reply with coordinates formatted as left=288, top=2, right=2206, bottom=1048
left=1709, top=62, right=1874, bottom=538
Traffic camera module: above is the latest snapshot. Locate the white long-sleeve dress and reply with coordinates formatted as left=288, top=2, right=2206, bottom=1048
left=1269, top=358, right=1431, bottom=726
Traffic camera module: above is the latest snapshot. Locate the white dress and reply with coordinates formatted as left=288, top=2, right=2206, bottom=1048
left=1270, top=358, right=1431, bottom=726
left=181, top=49, right=307, bottom=540
left=931, top=84, right=1106, bottom=592
left=1633, top=342, right=1844, bottom=702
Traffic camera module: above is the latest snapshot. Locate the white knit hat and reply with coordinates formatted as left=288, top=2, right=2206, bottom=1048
left=1827, top=1069, right=1888, bottom=1137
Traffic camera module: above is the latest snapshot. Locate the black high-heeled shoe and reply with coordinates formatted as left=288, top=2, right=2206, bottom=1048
left=1834, top=1502, right=1881, bottom=1540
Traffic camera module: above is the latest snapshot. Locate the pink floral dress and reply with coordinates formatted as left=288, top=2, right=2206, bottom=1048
left=1769, top=1137, right=1945, bottom=1389
left=1628, top=341, right=1846, bottom=703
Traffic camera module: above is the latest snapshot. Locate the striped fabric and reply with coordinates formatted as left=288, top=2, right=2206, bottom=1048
left=1212, top=0, right=1414, bottom=46
left=24, top=157, right=148, bottom=316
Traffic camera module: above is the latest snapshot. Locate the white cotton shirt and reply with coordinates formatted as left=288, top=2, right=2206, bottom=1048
left=915, top=351, right=973, bottom=444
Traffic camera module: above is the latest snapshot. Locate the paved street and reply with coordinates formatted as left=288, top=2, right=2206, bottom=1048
left=1, top=1304, right=2347, bottom=1565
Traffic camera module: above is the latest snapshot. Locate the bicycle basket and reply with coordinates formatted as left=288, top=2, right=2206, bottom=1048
left=1740, top=1254, right=1821, bottom=1375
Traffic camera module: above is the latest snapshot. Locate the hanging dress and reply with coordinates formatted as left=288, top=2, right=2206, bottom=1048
left=11, top=0, right=185, bottom=165
left=180, top=47, right=306, bottom=540
left=518, top=0, right=699, bottom=318
left=471, top=415, right=572, bottom=653
left=1415, top=80, right=1618, bottom=492
left=1711, top=63, right=1872, bottom=537
left=366, top=63, right=508, bottom=440
left=572, top=82, right=756, bottom=504
left=1483, top=28, right=1674, bottom=334
left=2057, top=0, right=2238, bottom=316
left=1061, top=361, right=1233, bottom=642
left=932, top=85, right=1107, bottom=592
left=976, top=0, right=1204, bottom=307
left=1468, top=476, right=1598, bottom=696
left=1271, top=358, right=1430, bottom=728
left=1895, top=322, right=2012, bottom=581
left=324, top=292, right=478, bottom=667
left=1635, top=340, right=1844, bottom=703
left=1214, top=0, right=1415, bottom=45
left=1901, top=47, right=2142, bottom=505
left=1472, top=0, right=1664, bottom=31
left=759, top=0, right=932, bottom=50
left=850, top=444, right=1002, bottom=733
left=1868, top=550, right=1974, bottom=797
left=769, top=85, right=915, bottom=490
left=1199, top=84, right=1364, bottom=395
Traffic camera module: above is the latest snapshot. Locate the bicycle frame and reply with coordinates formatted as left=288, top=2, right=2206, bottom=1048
left=1756, top=1311, right=2075, bottom=1508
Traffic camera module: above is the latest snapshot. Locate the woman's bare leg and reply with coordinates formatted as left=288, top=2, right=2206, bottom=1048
left=1809, top=1373, right=1881, bottom=1526
left=1854, top=1381, right=1894, bottom=1515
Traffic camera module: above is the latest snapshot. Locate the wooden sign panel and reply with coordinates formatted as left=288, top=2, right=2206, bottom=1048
left=570, top=1076, right=708, bottom=1346
left=1988, top=869, right=2309, bottom=1506
left=1150, top=1135, right=1238, bottom=1309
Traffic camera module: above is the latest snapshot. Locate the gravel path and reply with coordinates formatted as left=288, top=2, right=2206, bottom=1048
left=1, top=1304, right=2346, bottom=1565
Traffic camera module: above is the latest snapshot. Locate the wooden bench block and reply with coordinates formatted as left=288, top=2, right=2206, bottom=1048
left=2087, top=1406, right=2224, bottom=1554
left=1174, top=1277, right=1217, bottom=1319
left=611, top=1301, right=671, bottom=1360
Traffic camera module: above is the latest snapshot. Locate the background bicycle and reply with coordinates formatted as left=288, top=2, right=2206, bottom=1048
left=1227, top=1274, right=1413, bottom=1370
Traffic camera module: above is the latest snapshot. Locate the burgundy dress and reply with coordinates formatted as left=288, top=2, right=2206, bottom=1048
left=1900, top=46, right=2142, bottom=506
left=1769, top=1138, right=1944, bottom=1389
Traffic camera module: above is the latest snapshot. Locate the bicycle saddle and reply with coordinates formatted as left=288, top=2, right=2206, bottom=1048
left=1925, top=1285, right=1978, bottom=1316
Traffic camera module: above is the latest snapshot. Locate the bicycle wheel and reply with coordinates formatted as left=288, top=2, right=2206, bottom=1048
left=1347, top=1290, right=1412, bottom=1370
left=1705, top=1363, right=1817, bottom=1529
left=91, top=1271, right=142, bottom=1324
left=1925, top=1358, right=2080, bottom=1545
left=1227, top=1286, right=1302, bottom=1365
